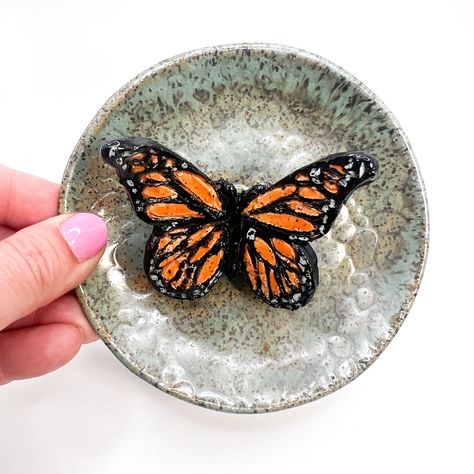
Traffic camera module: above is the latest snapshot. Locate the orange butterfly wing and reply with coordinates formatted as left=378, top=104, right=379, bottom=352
left=241, top=151, right=378, bottom=243
left=101, top=137, right=228, bottom=226
left=241, top=231, right=317, bottom=309
left=145, top=222, right=228, bottom=299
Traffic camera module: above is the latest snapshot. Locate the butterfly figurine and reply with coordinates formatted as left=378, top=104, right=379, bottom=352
left=101, top=137, right=378, bottom=310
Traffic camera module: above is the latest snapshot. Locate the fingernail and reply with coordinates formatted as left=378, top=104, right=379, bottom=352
left=59, top=213, right=108, bottom=263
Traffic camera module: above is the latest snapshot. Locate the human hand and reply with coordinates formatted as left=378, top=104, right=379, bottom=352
left=0, top=165, right=107, bottom=384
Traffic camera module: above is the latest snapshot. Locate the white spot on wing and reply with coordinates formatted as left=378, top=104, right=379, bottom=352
left=246, top=228, right=256, bottom=240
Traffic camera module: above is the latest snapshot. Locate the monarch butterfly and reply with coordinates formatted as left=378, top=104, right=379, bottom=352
left=101, top=137, right=378, bottom=310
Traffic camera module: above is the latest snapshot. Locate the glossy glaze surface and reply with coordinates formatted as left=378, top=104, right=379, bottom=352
left=60, top=44, right=428, bottom=413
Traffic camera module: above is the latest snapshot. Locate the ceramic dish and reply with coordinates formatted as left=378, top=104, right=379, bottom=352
left=60, top=43, right=428, bottom=413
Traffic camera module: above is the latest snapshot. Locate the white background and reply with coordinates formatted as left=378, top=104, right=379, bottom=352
left=0, top=1, right=473, bottom=473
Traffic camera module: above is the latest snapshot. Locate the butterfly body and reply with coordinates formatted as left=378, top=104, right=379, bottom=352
left=101, top=137, right=378, bottom=310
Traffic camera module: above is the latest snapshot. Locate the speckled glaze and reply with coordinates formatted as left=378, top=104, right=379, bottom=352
left=60, top=44, right=428, bottom=413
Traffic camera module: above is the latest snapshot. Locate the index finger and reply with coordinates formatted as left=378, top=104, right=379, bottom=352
left=0, top=165, right=59, bottom=229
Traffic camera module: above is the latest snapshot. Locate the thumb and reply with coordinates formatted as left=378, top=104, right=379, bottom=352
left=0, top=213, right=107, bottom=330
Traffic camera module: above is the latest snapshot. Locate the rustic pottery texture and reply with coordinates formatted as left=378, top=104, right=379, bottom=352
left=60, top=44, right=428, bottom=413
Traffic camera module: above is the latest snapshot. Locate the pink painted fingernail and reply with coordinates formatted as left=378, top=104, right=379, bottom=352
left=59, top=213, right=108, bottom=263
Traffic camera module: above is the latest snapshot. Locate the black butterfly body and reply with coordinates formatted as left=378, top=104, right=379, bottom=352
left=101, top=137, right=378, bottom=310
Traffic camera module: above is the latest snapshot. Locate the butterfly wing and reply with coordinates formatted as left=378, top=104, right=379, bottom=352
left=240, top=151, right=378, bottom=243
left=101, top=137, right=234, bottom=299
left=144, top=222, right=228, bottom=299
left=239, top=151, right=378, bottom=309
left=241, top=229, right=318, bottom=310
left=101, top=137, right=229, bottom=226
